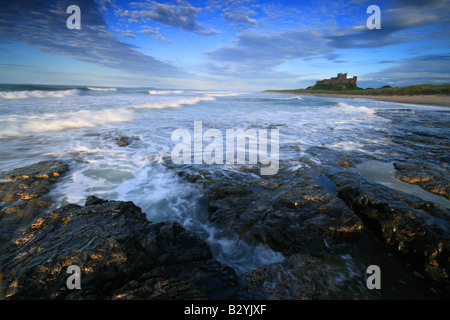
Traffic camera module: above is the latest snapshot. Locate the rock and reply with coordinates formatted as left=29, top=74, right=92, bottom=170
left=0, top=197, right=249, bottom=300
left=242, top=254, right=330, bottom=300
left=304, top=147, right=450, bottom=285
left=302, top=147, right=450, bottom=284
left=392, top=161, right=450, bottom=200
left=171, top=162, right=362, bottom=256
left=0, top=160, right=69, bottom=181
left=85, top=195, right=108, bottom=206
left=0, top=160, right=69, bottom=252
left=327, top=169, right=450, bottom=283
left=114, top=136, right=140, bottom=147
left=115, top=136, right=131, bottom=147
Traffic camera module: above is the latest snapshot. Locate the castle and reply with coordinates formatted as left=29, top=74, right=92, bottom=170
left=314, top=73, right=357, bottom=86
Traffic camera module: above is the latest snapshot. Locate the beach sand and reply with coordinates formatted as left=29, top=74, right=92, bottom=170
left=291, top=93, right=450, bottom=106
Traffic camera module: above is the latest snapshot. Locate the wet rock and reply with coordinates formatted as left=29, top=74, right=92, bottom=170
left=303, top=146, right=371, bottom=169
left=0, top=160, right=69, bottom=181
left=242, top=254, right=330, bottom=300
left=0, top=196, right=249, bottom=300
left=173, top=162, right=363, bottom=256
left=392, top=161, right=449, bottom=200
left=114, top=136, right=140, bottom=147
left=115, top=136, right=131, bottom=147
left=0, top=161, right=69, bottom=252
left=304, top=147, right=450, bottom=285
left=327, top=169, right=450, bottom=283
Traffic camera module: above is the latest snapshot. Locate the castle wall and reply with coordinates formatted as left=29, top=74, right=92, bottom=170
left=314, top=73, right=357, bottom=86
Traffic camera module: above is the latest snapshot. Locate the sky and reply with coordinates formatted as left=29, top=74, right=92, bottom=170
left=0, top=0, right=449, bottom=90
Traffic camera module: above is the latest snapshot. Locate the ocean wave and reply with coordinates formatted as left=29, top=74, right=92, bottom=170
left=277, top=96, right=302, bottom=100
left=86, top=87, right=117, bottom=92
left=337, top=102, right=376, bottom=115
left=0, top=108, right=135, bottom=138
left=147, top=90, right=184, bottom=95
left=0, top=89, right=80, bottom=99
left=264, top=96, right=302, bottom=101
left=130, top=96, right=215, bottom=109
left=202, top=93, right=242, bottom=97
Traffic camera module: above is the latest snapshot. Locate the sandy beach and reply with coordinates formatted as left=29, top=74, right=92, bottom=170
left=279, top=92, right=450, bottom=106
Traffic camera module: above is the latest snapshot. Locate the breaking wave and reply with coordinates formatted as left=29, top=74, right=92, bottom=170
left=202, top=93, right=242, bottom=97
left=147, top=90, right=184, bottom=95
left=0, top=108, right=135, bottom=138
left=264, top=96, right=302, bottom=101
left=0, top=89, right=80, bottom=99
left=337, top=102, right=376, bottom=115
left=86, top=87, right=117, bottom=92
left=130, top=96, right=215, bottom=109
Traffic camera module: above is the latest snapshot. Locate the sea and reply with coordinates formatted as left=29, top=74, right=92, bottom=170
left=0, top=83, right=449, bottom=299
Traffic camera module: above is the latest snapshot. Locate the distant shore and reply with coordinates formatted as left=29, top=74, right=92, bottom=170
left=265, top=91, right=450, bottom=106
left=303, top=93, right=450, bottom=106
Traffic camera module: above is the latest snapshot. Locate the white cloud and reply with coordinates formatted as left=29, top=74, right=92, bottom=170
left=119, top=1, right=219, bottom=35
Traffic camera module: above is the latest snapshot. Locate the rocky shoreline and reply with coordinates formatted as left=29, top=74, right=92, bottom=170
left=0, top=161, right=252, bottom=300
left=167, top=146, right=450, bottom=298
left=1, top=154, right=449, bottom=299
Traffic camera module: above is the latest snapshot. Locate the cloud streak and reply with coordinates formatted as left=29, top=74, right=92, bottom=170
left=361, top=54, right=450, bottom=87
left=0, top=0, right=185, bottom=79
left=205, top=29, right=329, bottom=69
left=327, top=6, right=441, bottom=48
left=221, top=7, right=258, bottom=26
left=116, top=1, right=219, bottom=35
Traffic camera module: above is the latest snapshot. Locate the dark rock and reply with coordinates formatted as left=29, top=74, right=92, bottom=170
left=0, top=160, right=69, bottom=181
left=242, top=254, right=330, bottom=300
left=171, top=162, right=362, bottom=256
left=0, top=161, right=69, bottom=252
left=327, top=169, right=450, bottom=284
left=114, top=136, right=140, bottom=147
left=392, top=161, right=450, bottom=200
left=0, top=197, right=249, bottom=300
left=304, top=147, right=450, bottom=285
left=85, top=195, right=108, bottom=206
left=115, top=137, right=131, bottom=147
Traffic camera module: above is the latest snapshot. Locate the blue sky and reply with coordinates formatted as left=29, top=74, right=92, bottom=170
left=0, top=0, right=449, bottom=90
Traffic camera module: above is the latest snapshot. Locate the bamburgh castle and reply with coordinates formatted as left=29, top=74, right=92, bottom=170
left=315, top=73, right=357, bottom=86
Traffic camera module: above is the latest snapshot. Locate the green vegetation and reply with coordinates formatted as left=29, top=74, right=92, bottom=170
left=266, top=83, right=450, bottom=96
left=305, top=83, right=360, bottom=91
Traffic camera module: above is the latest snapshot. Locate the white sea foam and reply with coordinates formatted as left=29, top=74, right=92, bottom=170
left=325, top=140, right=365, bottom=152
left=337, top=102, right=376, bottom=115
left=130, top=96, right=215, bottom=109
left=275, top=96, right=302, bottom=100
left=0, top=108, right=135, bottom=137
left=86, top=87, right=117, bottom=92
left=202, top=93, right=242, bottom=97
left=147, top=90, right=184, bottom=95
left=0, top=89, right=79, bottom=99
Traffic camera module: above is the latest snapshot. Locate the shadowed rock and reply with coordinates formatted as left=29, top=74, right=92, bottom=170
left=114, top=136, right=140, bottom=147
left=0, top=196, right=249, bottom=300
left=301, top=147, right=450, bottom=284
left=327, top=169, right=450, bottom=284
left=0, top=160, right=69, bottom=252
left=242, top=254, right=330, bottom=300
left=171, top=162, right=363, bottom=257
left=392, top=161, right=450, bottom=200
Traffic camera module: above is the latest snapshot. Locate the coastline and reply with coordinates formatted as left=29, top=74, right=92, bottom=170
left=267, top=91, right=450, bottom=106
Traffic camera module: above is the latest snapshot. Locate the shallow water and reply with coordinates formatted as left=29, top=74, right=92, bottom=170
left=1, top=84, right=449, bottom=298
left=356, top=160, right=450, bottom=209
